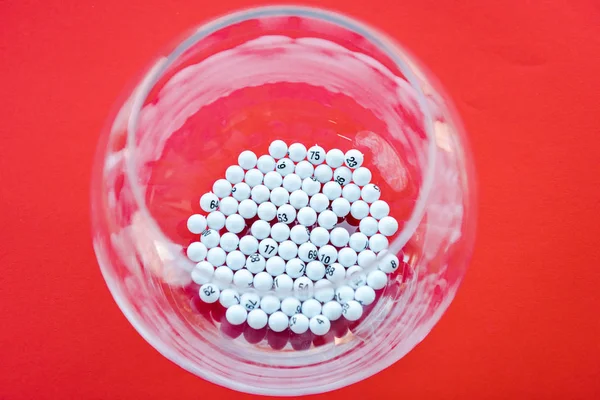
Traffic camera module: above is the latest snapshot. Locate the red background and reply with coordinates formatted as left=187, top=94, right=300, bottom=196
left=2, top=1, right=600, bottom=399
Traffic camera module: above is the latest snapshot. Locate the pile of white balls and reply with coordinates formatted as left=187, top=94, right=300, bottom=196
left=186, top=140, right=401, bottom=337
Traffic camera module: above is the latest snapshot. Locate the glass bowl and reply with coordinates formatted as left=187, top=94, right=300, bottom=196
left=91, top=5, right=476, bottom=396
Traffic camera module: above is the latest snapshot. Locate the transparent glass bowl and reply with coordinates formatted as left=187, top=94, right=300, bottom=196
left=91, top=6, right=476, bottom=396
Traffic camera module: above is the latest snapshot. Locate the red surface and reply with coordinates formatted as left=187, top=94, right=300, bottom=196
left=1, top=1, right=600, bottom=399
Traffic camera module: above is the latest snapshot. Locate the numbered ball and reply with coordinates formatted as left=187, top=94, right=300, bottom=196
left=317, top=210, right=338, bottom=230
left=352, top=167, right=372, bottom=186
left=225, top=165, right=245, bottom=184
left=257, top=201, right=277, bottom=221
left=331, top=197, right=351, bottom=217
left=309, top=315, right=331, bottom=336
left=378, top=253, right=400, bottom=273
left=307, top=145, right=326, bottom=165
left=270, top=187, right=290, bottom=206
left=214, top=266, right=234, bottom=289
left=294, top=160, right=314, bottom=179
left=335, top=285, right=355, bottom=304
left=256, top=155, right=276, bottom=173
left=245, top=253, right=266, bottom=274
left=301, top=177, right=321, bottom=196
left=306, top=261, right=326, bottom=281
left=270, top=223, right=290, bottom=242
left=350, top=200, right=370, bottom=219
left=251, top=184, right=270, bottom=204
left=200, top=229, right=220, bottom=249
left=263, top=171, right=283, bottom=189
left=200, top=193, right=220, bottom=213
left=226, top=250, right=246, bottom=271
left=269, top=140, right=288, bottom=159
left=276, top=204, right=296, bottom=225
left=238, top=150, right=257, bottom=170
left=310, top=227, right=330, bottom=247
left=239, top=235, right=259, bottom=255
left=225, top=214, right=245, bottom=234
left=301, top=299, right=322, bottom=318
left=219, top=197, right=239, bottom=216
left=342, top=184, right=361, bottom=203
left=233, top=269, right=254, bottom=288
left=288, top=143, right=307, bottom=162
left=337, top=247, right=357, bottom=267
left=241, top=292, right=261, bottom=311
left=342, top=300, right=363, bottom=321
left=259, top=238, right=279, bottom=260
left=251, top=220, right=271, bottom=240
left=354, top=285, right=376, bottom=306
left=290, top=225, right=310, bottom=245
left=349, top=232, right=369, bottom=252
left=226, top=304, right=247, bottom=325
left=238, top=199, right=258, bottom=219
left=347, top=265, right=367, bottom=289
left=322, top=181, right=342, bottom=200
left=359, top=216, right=379, bottom=237
left=244, top=169, right=264, bottom=188
left=220, top=288, right=240, bottom=308
left=268, top=311, right=289, bottom=332
left=322, top=301, right=343, bottom=321
left=207, top=211, right=226, bottom=230
left=333, top=166, right=352, bottom=186
left=294, top=276, right=314, bottom=301
left=285, top=258, right=306, bottom=279
left=289, top=314, right=310, bottom=334
left=297, top=206, right=317, bottom=226
left=326, top=148, right=345, bottom=168
left=274, top=274, right=294, bottom=295
left=191, top=261, right=214, bottom=285
left=318, top=245, right=338, bottom=266
left=206, top=247, right=226, bottom=267
left=281, top=297, right=302, bottom=317
left=344, top=149, right=364, bottom=169
left=260, top=295, right=281, bottom=314
left=187, top=214, right=207, bottom=234
left=231, top=182, right=251, bottom=201
left=378, top=216, right=399, bottom=236
left=298, top=242, right=319, bottom=263
left=330, top=227, right=350, bottom=247
left=213, top=179, right=232, bottom=198
left=283, top=173, right=302, bottom=192
left=314, top=164, right=333, bottom=183
left=309, top=193, right=329, bottom=213
left=265, top=256, right=286, bottom=276
left=289, top=189, right=309, bottom=209
left=314, top=280, right=335, bottom=303
left=199, top=284, right=220, bottom=304
left=369, top=234, right=389, bottom=253
left=187, top=242, right=208, bottom=262
left=278, top=240, right=298, bottom=261
left=366, top=269, right=388, bottom=290
left=275, top=158, right=295, bottom=176
left=247, top=309, right=268, bottom=329
left=361, top=183, right=381, bottom=203
left=325, top=263, right=346, bottom=283
left=253, top=271, right=274, bottom=291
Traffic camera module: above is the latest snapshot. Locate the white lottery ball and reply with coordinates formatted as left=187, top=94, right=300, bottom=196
left=338, top=247, right=357, bottom=267
left=285, top=258, right=305, bottom=279
left=314, top=280, right=335, bottom=303
left=281, top=297, right=302, bottom=317
left=314, top=164, right=333, bottom=183
left=270, top=187, right=290, bottom=206
left=289, top=314, right=310, bottom=334
left=220, top=288, right=240, bottom=308
left=238, top=199, right=258, bottom=219
left=199, top=283, right=220, bottom=304
left=247, top=309, right=268, bottom=329
left=226, top=250, right=246, bottom=271
left=274, top=274, right=294, bottom=295
left=325, top=148, right=345, bottom=168
left=260, top=295, right=281, bottom=314
left=378, top=216, right=399, bottom=236
left=359, top=216, right=379, bottom=237
left=309, top=315, right=331, bottom=336
left=238, top=150, right=257, bottom=170
left=322, top=301, right=343, bottom=321
left=322, top=181, right=342, bottom=200
left=191, top=261, right=214, bottom=285
left=294, top=276, right=314, bottom=301
left=352, top=167, right=372, bottom=186
left=354, top=285, right=376, bottom=306
left=275, top=205, right=294, bottom=225
left=366, top=269, right=388, bottom=290
left=263, top=171, right=283, bottom=190
left=256, top=155, right=276, bottom=173
left=310, top=227, right=330, bottom=247
left=283, top=173, right=302, bottom=192
left=378, top=253, right=400, bottom=273
left=307, top=145, right=326, bottom=165
left=335, top=285, right=355, bottom=304
left=306, top=261, right=326, bottom=281
left=330, top=227, right=350, bottom=247
left=251, top=185, right=270, bottom=204
left=219, top=197, right=239, bottom=216
left=331, top=197, right=351, bottom=217
left=231, top=182, right=251, bottom=201
left=187, top=242, right=207, bottom=262
left=269, top=223, right=289, bottom=243
left=342, top=300, right=363, bottom=321
left=268, top=311, right=289, bottom=332
left=297, top=207, right=317, bottom=226
left=350, top=200, right=370, bottom=220
left=266, top=256, right=286, bottom=276
left=349, top=232, right=369, bottom=252
left=226, top=304, right=248, bottom=325
left=342, top=184, right=361, bottom=203
left=214, top=266, right=234, bottom=289
left=239, top=235, right=259, bottom=255
left=225, top=214, right=245, bottom=234
left=309, top=193, right=329, bottom=213
left=370, top=200, right=390, bottom=220
left=245, top=253, right=266, bottom=274
left=278, top=240, right=298, bottom=261
left=253, top=271, right=274, bottom=291
left=289, top=189, right=309, bottom=209
left=244, top=169, right=264, bottom=188
left=347, top=265, right=367, bottom=289
left=257, top=201, right=277, bottom=221
left=241, top=292, right=261, bottom=311
left=301, top=177, right=321, bottom=196
left=207, top=211, right=226, bottom=230
left=344, top=149, right=364, bottom=169
left=187, top=214, right=207, bottom=234
left=225, top=165, right=245, bottom=184
left=333, top=166, right=352, bottom=186
left=295, top=160, right=314, bottom=179
left=290, top=225, right=310, bottom=245
left=233, top=269, right=254, bottom=289
left=269, top=140, right=288, bottom=159
left=251, top=220, right=271, bottom=240
left=325, top=263, right=346, bottom=283
left=206, top=247, right=226, bottom=267
left=200, top=193, right=220, bottom=213
left=369, top=234, right=389, bottom=253
left=288, top=143, right=307, bottom=162
left=212, top=179, right=232, bottom=198
left=301, top=299, right=322, bottom=318
left=318, top=245, right=338, bottom=265
left=361, top=183, right=381, bottom=203
left=317, top=210, right=338, bottom=230
left=298, top=242, right=319, bottom=263
left=200, top=229, right=220, bottom=249
left=275, top=158, right=295, bottom=176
